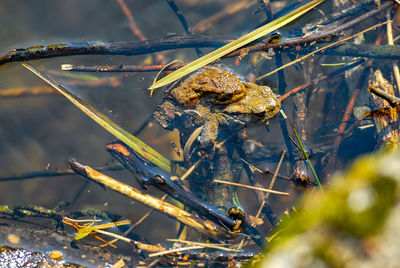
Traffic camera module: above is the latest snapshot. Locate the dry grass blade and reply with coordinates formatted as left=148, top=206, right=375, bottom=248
left=149, top=0, right=325, bottom=90
left=22, top=62, right=172, bottom=173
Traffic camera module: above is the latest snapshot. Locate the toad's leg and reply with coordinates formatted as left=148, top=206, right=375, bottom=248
left=182, top=115, right=219, bottom=160
left=183, top=125, right=204, bottom=160
left=198, top=115, right=219, bottom=146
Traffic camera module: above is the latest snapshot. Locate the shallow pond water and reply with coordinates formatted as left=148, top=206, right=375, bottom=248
left=0, top=0, right=393, bottom=266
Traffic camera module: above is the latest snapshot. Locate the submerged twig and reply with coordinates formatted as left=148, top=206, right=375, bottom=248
left=165, top=0, right=191, bottom=35
left=386, top=9, right=400, bottom=95
left=69, top=160, right=226, bottom=238
left=324, top=89, right=360, bottom=178
left=106, top=142, right=238, bottom=232
left=106, top=194, right=168, bottom=246
left=369, top=85, right=400, bottom=107
left=166, top=239, right=239, bottom=252
left=116, top=0, right=147, bottom=41
left=213, top=179, right=289, bottom=196
left=314, top=43, right=400, bottom=59
left=257, top=21, right=390, bottom=80
left=0, top=86, right=56, bottom=98
left=175, top=250, right=257, bottom=262
left=0, top=165, right=123, bottom=182
left=148, top=246, right=203, bottom=258
left=191, top=1, right=253, bottom=33
left=254, top=151, right=286, bottom=220
left=279, top=60, right=365, bottom=102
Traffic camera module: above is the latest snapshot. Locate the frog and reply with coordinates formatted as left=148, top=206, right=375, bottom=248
left=153, top=68, right=281, bottom=158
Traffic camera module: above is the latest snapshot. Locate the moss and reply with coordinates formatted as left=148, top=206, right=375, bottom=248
left=0, top=205, right=12, bottom=214
left=256, top=150, right=400, bottom=267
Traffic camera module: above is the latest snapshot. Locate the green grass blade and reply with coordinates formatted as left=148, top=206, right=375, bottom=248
left=150, top=0, right=325, bottom=90
left=320, top=62, right=346, bottom=66
left=22, top=63, right=172, bottom=173
left=288, top=119, right=323, bottom=191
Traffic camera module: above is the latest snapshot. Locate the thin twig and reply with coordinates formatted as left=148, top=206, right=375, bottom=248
left=279, top=60, right=364, bottom=101
left=264, top=151, right=286, bottom=200
left=318, top=43, right=400, bottom=59
left=213, top=179, right=289, bottom=196
left=116, top=0, right=146, bottom=41
left=0, top=86, right=56, bottom=98
left=254, top=151, right=286, bottom=220
left=95, top=229, right=166, bottom=253
left=387, top=9, right=400, bottom=95
left=179, top=159, right=201, bottom=181
left=0, top=165, right=123, bottom=182
left=257, top=0, right=273, bottom=22
left=257, top=21, right=390, bottom=80
left=369, top=85, right=400, bottom=106
left=324, top=89, right=360, bottom=177
left=116, top=0, right=166, bottom=64
left=61, top=63, right=185, bottom=72
left=166, top=0, right=203, bottom=57
left=148, top=246, right=203, bottom=258
left=106, top=194, right=169, bottom=246
left=167, top=239, right=240, bottom=252
left=191, top=1, right=252, bottom=33
left=166, top=0, right=191, bottom=35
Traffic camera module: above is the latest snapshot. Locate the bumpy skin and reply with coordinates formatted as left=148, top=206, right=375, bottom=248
left=153, top=68, right=281, bottom=148
left=170, top=68, right=247, bottom=106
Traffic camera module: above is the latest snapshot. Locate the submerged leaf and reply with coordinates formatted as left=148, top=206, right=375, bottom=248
left=150, top=0, right=326, bottom=90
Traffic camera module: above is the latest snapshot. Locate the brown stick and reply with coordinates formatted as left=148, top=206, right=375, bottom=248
left=324, top=89, right=360, bottom=178
left=116, top=0, right=147, bottom=41
left=228, top=1, right=393, bottom=58
left=61, top=63, right=186, bottom=72
left=69, top=160, right=228, bottom=238
left=369, top=85, right=400, bottom=107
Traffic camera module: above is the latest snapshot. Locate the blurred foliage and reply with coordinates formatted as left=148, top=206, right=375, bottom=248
left=254, top=144, right=400, bottom=267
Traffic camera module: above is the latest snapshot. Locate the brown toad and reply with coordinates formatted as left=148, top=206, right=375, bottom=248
left=170, top=68, right=247, bottom=106
left=153, top=68, right=280, bottom=157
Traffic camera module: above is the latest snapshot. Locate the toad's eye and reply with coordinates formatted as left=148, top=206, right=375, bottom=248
left=227, top=206, right=245, bottom=221
left=153, top=175, right=166, bottom=185
left=265, top=32, right=281, bottom=44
